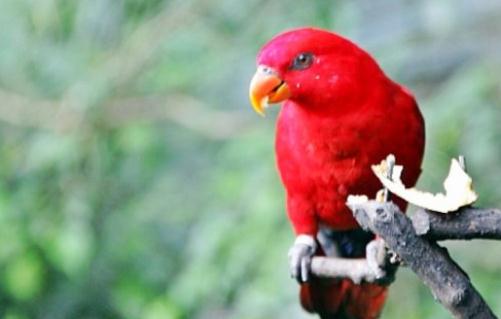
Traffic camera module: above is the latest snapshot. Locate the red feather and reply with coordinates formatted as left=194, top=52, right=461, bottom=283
left=257, top=28, right=425, bottom=318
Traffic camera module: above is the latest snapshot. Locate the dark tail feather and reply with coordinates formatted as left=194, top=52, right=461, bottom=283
left=343, top=283, right=387, bottom=319
left=300, top=279, right=387, bottom=319
left=300, top=278, right=347, bottom=316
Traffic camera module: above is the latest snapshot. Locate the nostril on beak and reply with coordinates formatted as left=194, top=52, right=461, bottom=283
left=261, top=66, right=275, bottom=75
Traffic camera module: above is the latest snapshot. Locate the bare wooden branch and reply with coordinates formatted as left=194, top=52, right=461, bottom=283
left=348, top=200, right=497, bottom=319
left=412, top=207, right=501, bottom=241
left=311, top=236, right=398, bottom=285
left=311, top=257, right=379, bottom=284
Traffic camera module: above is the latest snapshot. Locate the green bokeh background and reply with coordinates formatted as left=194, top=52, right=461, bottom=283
left=0, top=0, right=500, bottom=318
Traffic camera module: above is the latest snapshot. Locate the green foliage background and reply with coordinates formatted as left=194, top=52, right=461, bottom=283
left=0, top=0, right=500, bottom=318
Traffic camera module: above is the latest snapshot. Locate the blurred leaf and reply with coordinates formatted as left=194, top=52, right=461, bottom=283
left=3, top=251, right=44, bottom=301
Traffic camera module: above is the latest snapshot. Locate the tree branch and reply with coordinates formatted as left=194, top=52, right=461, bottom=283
left=411, top=207, right=501, bottom=240
left=311, top=236, right=398, bottom=285
left=347, top=200, right=497, bottom=319
left=311, top=257, right=379, bottom=284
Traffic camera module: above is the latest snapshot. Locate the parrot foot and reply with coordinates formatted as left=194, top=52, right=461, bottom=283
left=288, top=235, right=316, bottom=283
left=366, top=238, right=399, bottom=285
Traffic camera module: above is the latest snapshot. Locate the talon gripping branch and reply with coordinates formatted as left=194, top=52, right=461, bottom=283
left=249, top=28, right=425, bottom=319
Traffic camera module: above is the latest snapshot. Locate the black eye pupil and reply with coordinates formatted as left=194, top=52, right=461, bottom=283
left=292, top=52, right=313, bottom=70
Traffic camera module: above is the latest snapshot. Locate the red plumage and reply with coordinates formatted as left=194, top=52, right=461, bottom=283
left=252, top=28, right=425, bottom=318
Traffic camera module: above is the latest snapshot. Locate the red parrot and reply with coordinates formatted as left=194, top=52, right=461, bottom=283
left=249, top=28, right=425, bottom=319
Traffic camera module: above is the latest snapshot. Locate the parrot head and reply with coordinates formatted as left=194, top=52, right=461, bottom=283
left=249, top=27, right=382, bottom=116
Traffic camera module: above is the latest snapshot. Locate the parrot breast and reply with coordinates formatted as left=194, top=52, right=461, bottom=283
left=275, top=81, right=424, bottom=233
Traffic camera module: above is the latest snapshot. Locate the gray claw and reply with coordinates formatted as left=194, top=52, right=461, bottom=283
left=366, top=238, right=387, bottom=279
left=366, top=238, right=399, bottom=285
left=288, top=243, right=315, bottom=283
left=301, top=254, right=311, bottom=282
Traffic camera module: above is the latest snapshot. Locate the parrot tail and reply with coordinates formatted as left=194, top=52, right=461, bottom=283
left=300, top=279, right=387, bottom=319
left=299, top=228, right=388, bottom=319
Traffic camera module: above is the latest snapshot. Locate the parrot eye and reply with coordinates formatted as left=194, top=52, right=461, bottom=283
left=291, top=52, right=314, bottom=70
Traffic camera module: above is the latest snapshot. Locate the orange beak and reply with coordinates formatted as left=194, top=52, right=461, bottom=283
left=249, top=66, right=291, bottom=116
